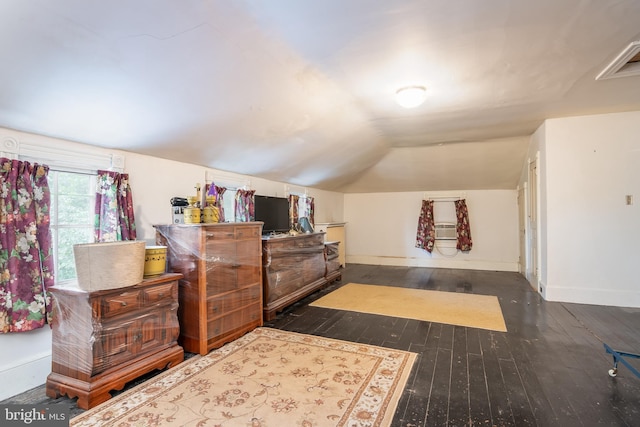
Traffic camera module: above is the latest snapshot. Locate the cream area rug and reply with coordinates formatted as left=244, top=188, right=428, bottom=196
left=71, top=327, right=417, bottom=427
left=310, top=283, right=507, bottom=332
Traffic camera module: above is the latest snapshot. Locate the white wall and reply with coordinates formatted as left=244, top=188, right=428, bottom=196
left=0, top=128, right=344, bottom=400
left=126, top=154, right=344, bottom=245
left=344, top=190, right=520, bottom=271
left=539, top=111, right=640, bottom=307
left=0, top=327, right=52, bottom=401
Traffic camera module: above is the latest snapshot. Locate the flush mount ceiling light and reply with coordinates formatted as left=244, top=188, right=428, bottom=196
left=395, top=85, right=427, bottom=108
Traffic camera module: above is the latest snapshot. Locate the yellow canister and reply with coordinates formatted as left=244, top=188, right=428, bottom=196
left=183, top=207, right=201, bottom=224
left=144, top=245, right=167, bottom=277
left=202, top=205, right=220, bottom=223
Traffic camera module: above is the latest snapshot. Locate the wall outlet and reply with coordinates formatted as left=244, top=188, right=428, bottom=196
left=626, top=195, right=633, bottom=205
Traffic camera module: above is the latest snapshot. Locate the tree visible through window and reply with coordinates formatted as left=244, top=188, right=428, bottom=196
left=49, top=171, right=96, bottom=283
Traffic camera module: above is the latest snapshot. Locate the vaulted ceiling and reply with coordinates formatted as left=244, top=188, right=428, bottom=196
left=1, top=1, right=640, bottom=192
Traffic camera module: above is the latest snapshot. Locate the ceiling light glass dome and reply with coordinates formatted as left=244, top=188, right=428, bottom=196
left=395, top=86, right=427, bottom=108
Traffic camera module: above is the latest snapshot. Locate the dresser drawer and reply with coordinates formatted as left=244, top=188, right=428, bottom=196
left=144, top=281, right=177, bottom=304
left=207, top=294, right=225, bottom=319
left=242, top=284, right=261, bottom=305
left=236, top=225, right=261, bottom=239
left=206, top=285, right=261, bottom=318
left=207, top=314, right=235, bottom=338
left=205, top=228, right=236, bottom=241
left=242, top=302, right=262, bottom=325
left=227, top=285, right=261, bottom=312
left=99, top=290, right=141, bottom=319
left=292, top=233, right=324, bottom=248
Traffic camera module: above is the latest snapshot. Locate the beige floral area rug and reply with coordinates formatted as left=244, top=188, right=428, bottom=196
left=71, top=328, right=417, bottom=427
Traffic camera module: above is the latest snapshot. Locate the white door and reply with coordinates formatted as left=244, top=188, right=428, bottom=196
left=517, top=186, right=526, bottom=275
left=528, top=159, right=539, bottom=291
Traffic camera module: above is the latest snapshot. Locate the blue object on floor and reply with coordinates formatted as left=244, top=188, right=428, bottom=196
left=604, top=342, right=640, bottom=378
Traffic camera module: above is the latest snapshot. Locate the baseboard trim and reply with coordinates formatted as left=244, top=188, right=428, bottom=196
left=0, top=351, right=51, bottom=401
left=346, top=255, right=519, bottom=272
left=545, top=286, right=640, bottom=308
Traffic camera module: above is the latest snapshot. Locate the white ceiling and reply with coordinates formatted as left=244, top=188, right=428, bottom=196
left=1, top=1, right=640, bottom=193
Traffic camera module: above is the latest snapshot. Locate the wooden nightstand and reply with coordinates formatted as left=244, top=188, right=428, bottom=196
left=45, top=273, right=184, bottom=409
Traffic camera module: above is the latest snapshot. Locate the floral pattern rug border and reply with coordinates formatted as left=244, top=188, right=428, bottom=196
left=71, top=327, right=417, bottom=427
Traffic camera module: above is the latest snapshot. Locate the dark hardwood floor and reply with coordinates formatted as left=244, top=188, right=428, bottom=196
left=3, top=264, right=640, bottom=426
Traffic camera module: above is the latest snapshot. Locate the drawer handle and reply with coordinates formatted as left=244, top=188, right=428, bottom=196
left=112, top=300, right=127, bottom=307
left=158, top=292, right=165, bottom=298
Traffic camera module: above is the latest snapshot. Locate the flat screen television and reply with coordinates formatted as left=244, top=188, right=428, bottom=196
left=254, top=195, right=290, bottom=235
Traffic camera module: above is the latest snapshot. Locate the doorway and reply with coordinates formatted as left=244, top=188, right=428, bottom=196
left=528, top=157, right=539, bottom=292
left=517, top=185, right=526, bottom=276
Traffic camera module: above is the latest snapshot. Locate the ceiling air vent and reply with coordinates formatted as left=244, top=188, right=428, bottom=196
left=596, top=40, right=640, bottom=80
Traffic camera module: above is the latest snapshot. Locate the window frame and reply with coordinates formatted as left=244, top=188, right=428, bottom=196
left=2, top=134, right=125, bottom=284
left=205, top=173, right=252, bottom=223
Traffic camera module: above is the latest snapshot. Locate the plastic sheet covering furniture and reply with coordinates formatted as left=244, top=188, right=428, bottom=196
left=45, top=273, right=184, bottom=409
left=154, top=223, right=264, bottom=355
left=315, top=222, right=347, bottom=266
left=262, top=232, right=328, bottom=320
left=325, top=241, right=342, bottom=284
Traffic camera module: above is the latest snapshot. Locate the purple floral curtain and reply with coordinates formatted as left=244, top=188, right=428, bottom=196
left=455, top=199, right=473, bottom=251
left=0, top=158, right=54, bottom=333
left=415, top=199, right=435, bottom=253
left=288, top=194, right=299, bottom=229
left=304, top=196, right=315, bottom=227
left=214, top=185, right=227, bottom=222
left=94, top=170, right=136, bottom=242
left=235, top=189, right=255, bottom=222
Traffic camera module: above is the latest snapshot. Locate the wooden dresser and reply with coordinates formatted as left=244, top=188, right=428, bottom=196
left=155, top=222, right=263, bottom=355
left=262, top=232, right=328, bottom=320
left=46, top=273, right=184, bottom=409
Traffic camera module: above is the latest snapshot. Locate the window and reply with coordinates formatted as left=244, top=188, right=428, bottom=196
left=205, top=174, right=252, bottom=223
left=49, top=170, right=96, bottom=284
left=222, top=186, right=237, bottom=222
left=3, top=134, right=122, bottom=283
left=286, top=187, right=311, bottom=221
left=297, top=195, right=311, bottom=219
